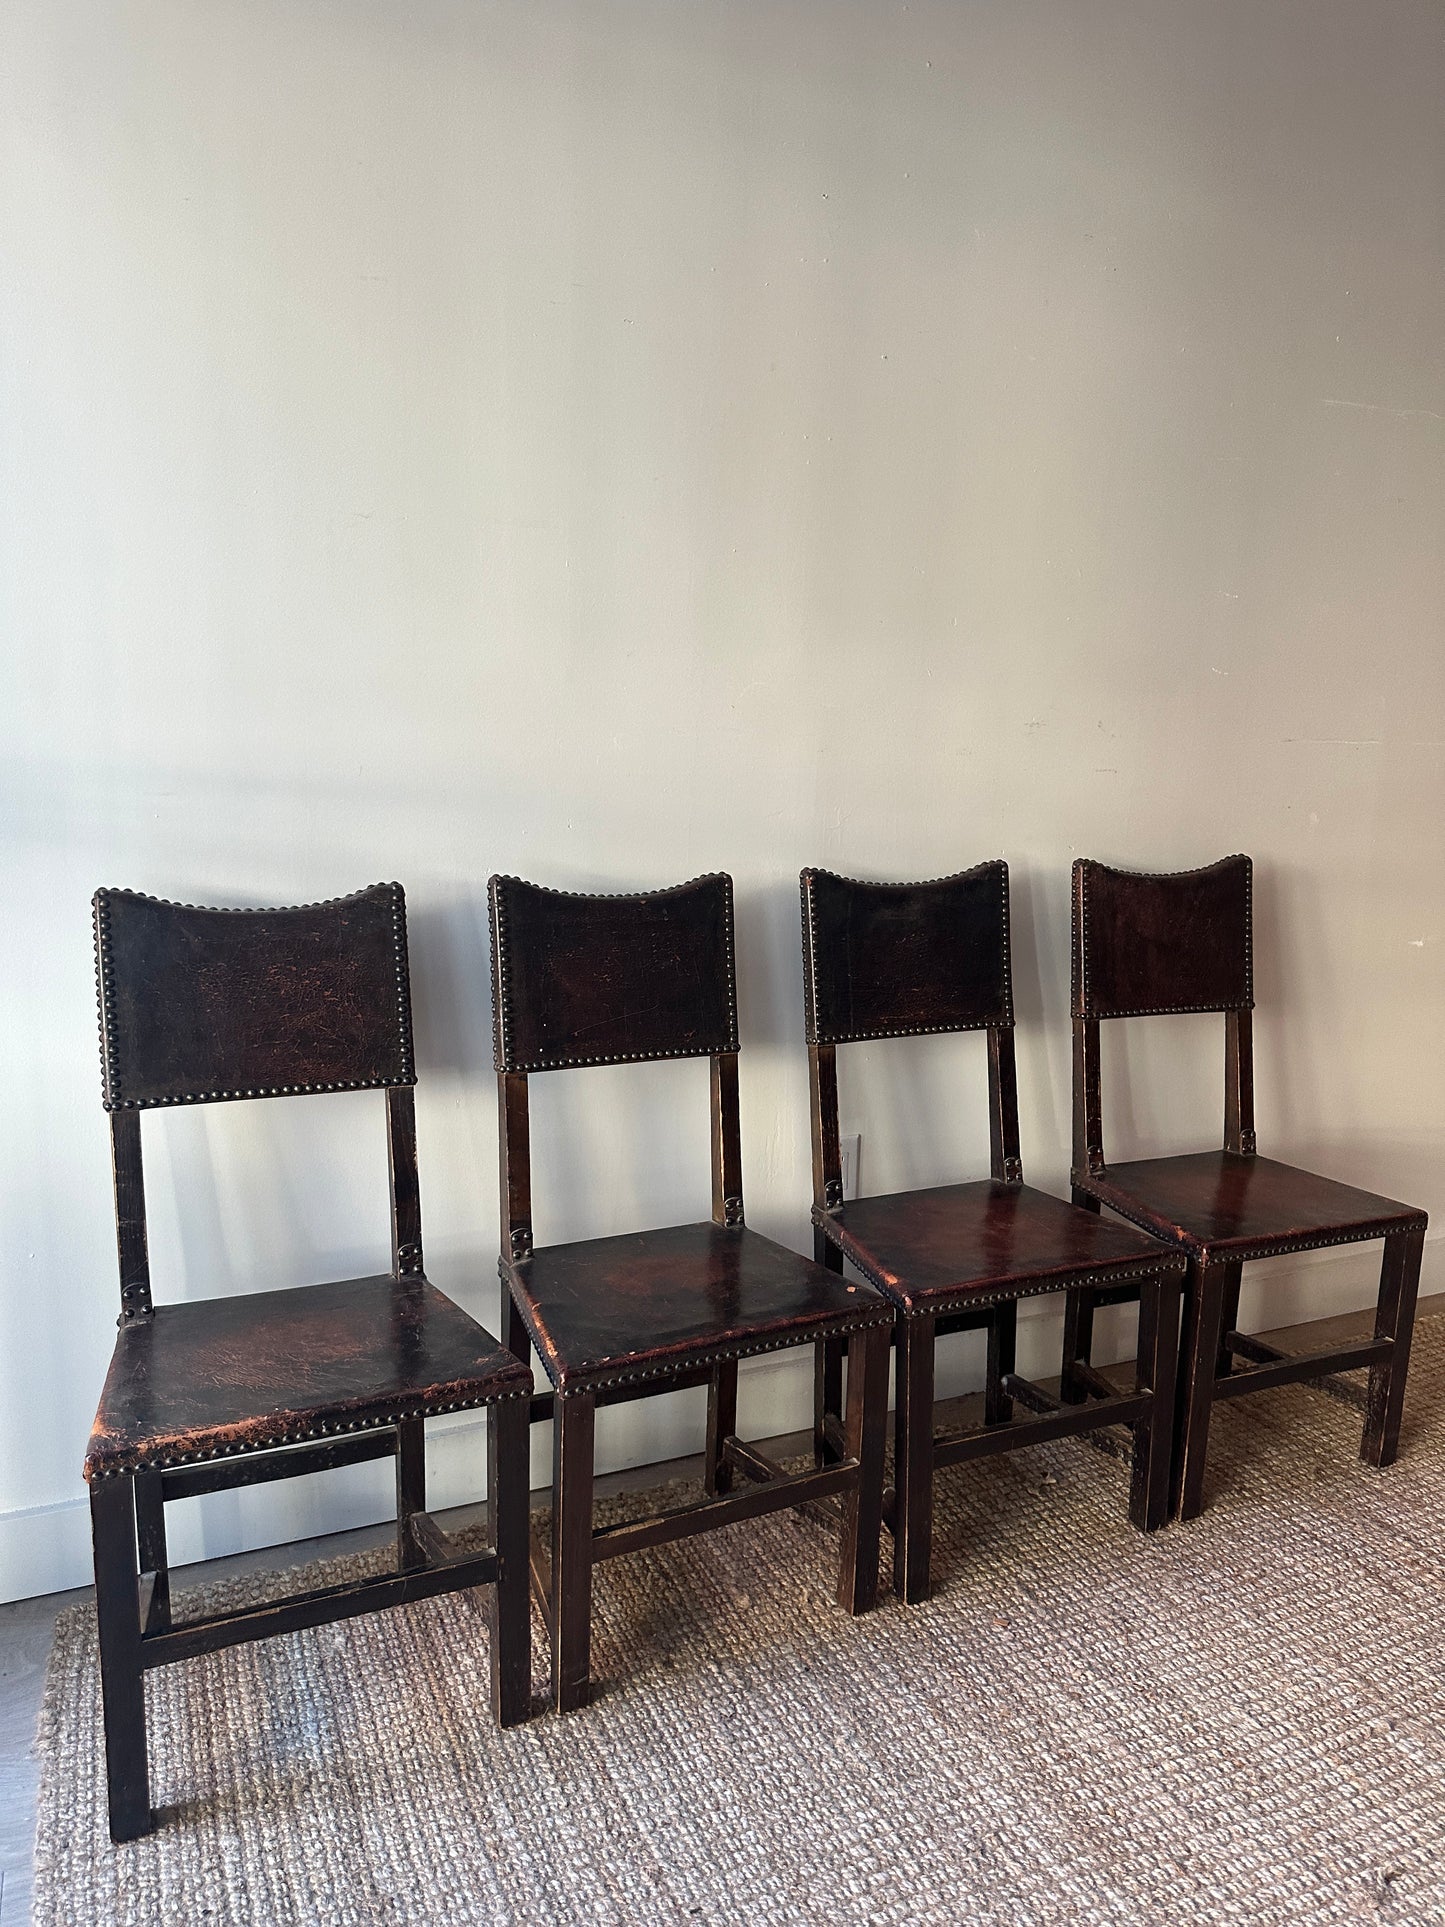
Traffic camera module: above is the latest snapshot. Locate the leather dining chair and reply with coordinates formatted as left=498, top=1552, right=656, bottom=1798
left=1067, top=855, right=1428, bottom=1520
left=801, top=860, right=1186, bottom=1604
left=86, top=883, right=533, bottom=1841
left=490, top=870, right=893, bottom=1711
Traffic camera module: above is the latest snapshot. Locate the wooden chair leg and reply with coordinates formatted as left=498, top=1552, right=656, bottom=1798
left=813, top=1229, right=845, bottom=1465
left=90, top=1476, right=151, bottom=1843
left=1061, top=1288, right=1095, bottom=1403
left=506, top=1291, right=531, bottom=1367
left=893, top=1316, right=935, bottom=1604
left=1215, top=1261, right=1243, bottom=1377
left=1061, top=1190, right=1100, bottom=1402
left=1363, top=1226, right=1425, bottom=1467
left=133, top=1469, right=170, bottom=1632
left=1129, top=1268, right=1180, bottom=1533
left=704, top=1360, right=738, bottom=1497
left=813, top=1340, right=844, bottom=1464
left=551, top=1391, right=595, bottom=1713
left=396, top=1417, right=426, bottom=1572
left=985, top=1303, right=1016, bottom=1425
left=836, top=1323, right=889, bottom=1615
left=487, top=1395, right=532, bottom=1727
left=1173, top=1259, right=1229, bottom=1522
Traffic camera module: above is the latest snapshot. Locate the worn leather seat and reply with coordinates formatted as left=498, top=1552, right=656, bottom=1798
left=86, top=1272, right=527, bottom=1479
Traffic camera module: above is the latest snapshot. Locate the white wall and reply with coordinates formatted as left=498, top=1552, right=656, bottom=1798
left=2, top=0, right=1442, bottom=1602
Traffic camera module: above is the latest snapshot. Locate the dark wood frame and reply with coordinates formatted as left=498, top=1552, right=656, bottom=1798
left=1068, top=855, right=1428, bottom=1521
left=87, top=886, right=532, bottom=1843
left=491, top=873, right=891, bottom=1712
left=803, top=863, right=1184, bottom=1604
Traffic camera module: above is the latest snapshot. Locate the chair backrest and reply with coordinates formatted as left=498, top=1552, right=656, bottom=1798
left=1070, top=855, right=1256, bottom=1176
left=488, top=874, right=743, bottom=1260
left=92, top=883, right=423, bottom=1319
left=800, top=862, right=1022, bottom=1210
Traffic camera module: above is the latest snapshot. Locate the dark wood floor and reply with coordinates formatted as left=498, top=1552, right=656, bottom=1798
left=0, top=1295, right=1417, bottom=1926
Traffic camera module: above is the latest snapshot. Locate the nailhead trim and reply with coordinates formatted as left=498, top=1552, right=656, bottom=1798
left=488, top=872, right=740, bottom=1074
left=814, top=1207, right=1185, bottom=1317
left=93, top=882, right=415, bottom=1110
left=551, top=1312, right=893, bottom=1397
left=1073, top=855, right=1254, bottom=1021
left=85, top=1380, right=531, bottom=1479
left=800, top=861, right=1014, bottom=1046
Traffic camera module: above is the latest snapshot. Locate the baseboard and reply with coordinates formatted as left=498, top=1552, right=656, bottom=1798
left=0, top=1498, right=94, bottom=1606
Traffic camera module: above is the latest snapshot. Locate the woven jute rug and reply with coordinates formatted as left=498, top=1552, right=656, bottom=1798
left=32, top=1315, right=1445, bottom=1926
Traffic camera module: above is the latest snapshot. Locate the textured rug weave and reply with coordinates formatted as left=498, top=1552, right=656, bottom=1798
left=32, top=1316, right=1445, bottom=1926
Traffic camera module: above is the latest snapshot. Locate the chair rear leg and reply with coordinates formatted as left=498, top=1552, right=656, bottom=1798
left=506, top=1290, right=531, bottom=1367
left=395, top=1417, right=427, bottom=1573
left=1129, top=1268, right=1180, bottom=1533
left=90, top=1476, right=151, bottom=1843
left=893, top=1316, right=935, bottom=1604
left=985, top=1303, right=1016, bottom=1424
left=1363, top=1226, right=1425, bottom=1467
left=551, top=1391, right=596, bottom=1713
left=836, top=1324, right=889, bottom=1615
left=813, top=1230, right=845, bottom=1465
left=704, top=1360, right=738, bottom=1497
left=134, top=1469, right=170, bottom=1632
left=1173, top=1259, right=1229, bottom=1522
left=1061, top=1289, right=1095, bottom=1403
left=487, top=1395, right=533, bottom=1727
left=1215, top=1262, right=1243, bottom=1378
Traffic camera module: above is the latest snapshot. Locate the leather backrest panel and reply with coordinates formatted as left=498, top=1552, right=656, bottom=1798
left=801, top=862, right=1012, bottom=1044
left=94, top=883, right=413, bottom=1108
left=1072, top=855, right=1253, bottom=1019
left=490, top=873, right=738, bottom=1072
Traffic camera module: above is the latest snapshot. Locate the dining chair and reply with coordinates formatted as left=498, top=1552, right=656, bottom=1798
left=86, top=882, right=533, bottom=1843
left=489, top=871, right=893, bottom=1711
left=1068, top=854, right=1428, bottom=1521
left=801, top=860, right=1186, bottom=1605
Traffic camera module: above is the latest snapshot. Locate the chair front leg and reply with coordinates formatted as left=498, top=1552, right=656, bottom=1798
left=836, top=1323, right=889, bottom=1615
left=813, top=1229, right=846, bottom=1465
left=1363, top=1225, right=1426, bottom=1467
left=487, top=1395, right=533, bottom=1727
left=90, top=1475, right=152, bottom=1843
left=1129, top=1267, right=1181, bottom=1533
left=893, top=1315, right=935, bottom=1605
left=134, top=1469, right=170, bottom=1632
left=551, top=1391, right=596, bottom=1713
left=704, top=1360, right=738, bottom=1497
left=1173, top=1258, right=1229, bottom=1522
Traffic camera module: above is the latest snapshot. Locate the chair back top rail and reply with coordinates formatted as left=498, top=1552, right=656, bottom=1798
left=1070, top=855, right=1255, bottom=1175
left=800, top=861, right=1022, bottom=1202
left=490, top=873, right=744, bottom=1257
left=92, top=882, right=421, bottom=1318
